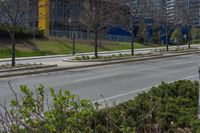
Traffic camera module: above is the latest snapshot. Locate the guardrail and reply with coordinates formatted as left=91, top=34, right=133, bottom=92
left=49, top=30, right=131, bottom=42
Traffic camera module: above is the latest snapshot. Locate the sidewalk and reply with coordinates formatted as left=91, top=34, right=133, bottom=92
left=0, top=44, right=199, bottom=64
left=0, top=50, right=199, bottom=79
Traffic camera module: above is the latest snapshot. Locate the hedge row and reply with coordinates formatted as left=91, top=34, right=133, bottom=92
left=0, top=24, right=44, bottom=38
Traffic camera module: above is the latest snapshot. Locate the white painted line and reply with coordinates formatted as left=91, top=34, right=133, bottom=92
left=180, top=75, right=197, bottom=80
left=74, top=72, right=122, bottom=82
left=97, top=87, right=151, bottom=102
left=169, top=60, right=195, bottom=66
left=74, top=60, right=196, bottom=83
left=96, top=74, right=198, bottom=103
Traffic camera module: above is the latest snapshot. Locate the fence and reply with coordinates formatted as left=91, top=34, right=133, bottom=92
left=49, top=30, right=131, bottom=42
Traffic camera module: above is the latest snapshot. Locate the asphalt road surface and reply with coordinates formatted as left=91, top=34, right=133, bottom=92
left=0, top=54, right=199, bottom=106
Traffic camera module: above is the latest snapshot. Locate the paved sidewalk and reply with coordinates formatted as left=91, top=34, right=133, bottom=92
left=0, top=50, right=199, bottom=79
left=0, top=44, right=199, bottom=67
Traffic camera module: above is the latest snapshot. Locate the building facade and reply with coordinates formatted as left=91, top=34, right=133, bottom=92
left=189, top=0, right=200, bottom=27
left=165, top=0, right=200, bottom=27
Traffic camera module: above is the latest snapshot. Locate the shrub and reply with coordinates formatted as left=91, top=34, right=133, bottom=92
left=0, top=80, right=199, bottom=132
left=0, top=24, right=44, bottom=39
left=0, top=85, right=97, bottom=132
left=75, top=56, right=82, bottom=60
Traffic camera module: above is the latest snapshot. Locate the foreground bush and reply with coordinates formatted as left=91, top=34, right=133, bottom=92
left=109, top=80, right=200, bottom=132
left=0, top=80, right=199, bottom=133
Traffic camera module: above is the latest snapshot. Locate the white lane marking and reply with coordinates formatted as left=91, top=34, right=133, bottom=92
left=96, top=74, right=198, bottom=103
left=0, top=55, right=197, bottom=81
left=180, top=75, right=197, bottom=80
left=74, top=72, right=122, bottom=82
left=74, top=60, right=197, bottom=83
left=168, top=60, right=195, bottom=66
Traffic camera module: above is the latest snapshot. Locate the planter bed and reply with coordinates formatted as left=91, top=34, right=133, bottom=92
left=0, top=64, right=57, bottom=73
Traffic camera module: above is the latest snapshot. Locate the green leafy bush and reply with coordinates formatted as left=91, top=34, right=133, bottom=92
left=0, top=80, right=199, bottom=133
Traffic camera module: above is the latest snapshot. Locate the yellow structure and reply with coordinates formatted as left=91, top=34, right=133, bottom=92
left=38, top=0, right=50, bottom=35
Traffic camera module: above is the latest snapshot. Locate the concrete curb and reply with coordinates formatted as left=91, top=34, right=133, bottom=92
left=0, top=55, right=71, bottom=62
left=0, top=51, right=198, bottom=79
left=0, top=64, right=57, bottom=73
left=64, top=53, right=163, bottom=62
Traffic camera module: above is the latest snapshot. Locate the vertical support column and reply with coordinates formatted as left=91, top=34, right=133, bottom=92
left=38, top=0, right=50, bottom=35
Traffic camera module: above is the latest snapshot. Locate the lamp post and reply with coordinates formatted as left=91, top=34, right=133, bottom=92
left=68, top=17, right=75, bottom=56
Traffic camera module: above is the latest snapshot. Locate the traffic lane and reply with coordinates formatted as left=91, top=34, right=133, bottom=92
left=66, top=64, right=198, bottom=101
left=0, top=54, right=197, bottom=90
left=0, top=54, right=198, bottom=104
left=0, top=54, right=196, bottom=91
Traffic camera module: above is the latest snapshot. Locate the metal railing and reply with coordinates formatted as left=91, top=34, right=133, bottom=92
left=49, top=30, right=131, bottom=42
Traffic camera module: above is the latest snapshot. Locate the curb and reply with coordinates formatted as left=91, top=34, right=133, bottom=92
left=64, top=53, right=162, bottom=62
left=0, top=51, right=198, bottom=79
left=0, top=55, right=71, bottom=62
left=0, top=64, right=57, bottom=73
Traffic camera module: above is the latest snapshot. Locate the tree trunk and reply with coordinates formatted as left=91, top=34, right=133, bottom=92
left=131, top=31, right=134, bottom=56
left=188, top=25, right=191, bottom=49
left=95, top=29, right=98, bottom=58
left=165, top=29, right=169, bottom=51
left=177, top=38, right=179, bottom=48
left=11, top=29, right=16, bottom=67
left=32, top=28, right=35, bottom=40
left=177, top=26, right=179, bottom=48
left=72, top=32, right=75, bottom=55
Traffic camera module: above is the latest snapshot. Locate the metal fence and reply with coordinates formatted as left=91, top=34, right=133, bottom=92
left=49, top=30, right=131, bottom=42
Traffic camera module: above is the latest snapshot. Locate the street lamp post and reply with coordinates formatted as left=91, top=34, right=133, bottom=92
left=68, top=17, right=75, bottom=56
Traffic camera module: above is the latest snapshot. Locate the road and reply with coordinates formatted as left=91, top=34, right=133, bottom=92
left=0, top=54, right=199, bottom=106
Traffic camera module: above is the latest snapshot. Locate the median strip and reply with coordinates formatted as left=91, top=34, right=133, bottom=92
left=0, top=50, right=199, bottom=79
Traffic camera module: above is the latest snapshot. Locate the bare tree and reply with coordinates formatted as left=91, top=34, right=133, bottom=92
left=80, top=0, right=118, bottom=58
left=172, top=0, right=183, bottom=48
left=49, top=0, right=77, bottom=55
left=0, top=0, right=29, bottom=66
left=65, top=0, right=80, bottom=56
left=178, top=0, right=195, bottom=49
left=146, top=0, right=162, bottom=45
left=157, top=0, right=169, bottom=51
left=28, top=0, right=39, bottom=40
left=117, top=0, right=147, bottom=56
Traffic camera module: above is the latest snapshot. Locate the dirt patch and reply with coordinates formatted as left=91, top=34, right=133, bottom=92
left=0, top=38, right=40, bottom=50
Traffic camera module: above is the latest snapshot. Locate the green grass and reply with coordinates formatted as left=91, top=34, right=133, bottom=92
left=0, top=38, right=157, bottom=58
left=192, top=39, right=200, bottom=44
left=0, top=48, right=48, bottom=58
